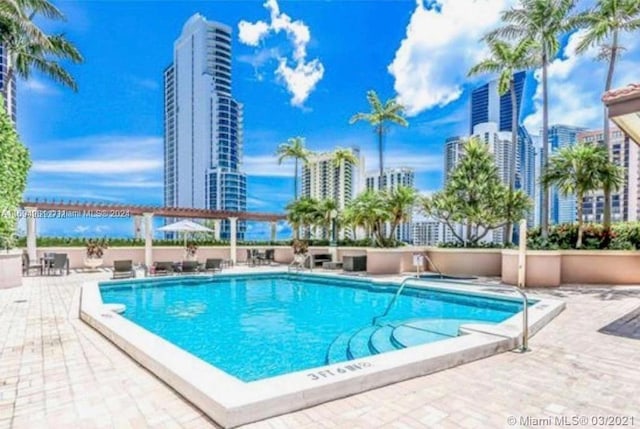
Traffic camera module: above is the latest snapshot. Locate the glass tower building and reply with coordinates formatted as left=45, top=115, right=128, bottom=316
left=164, top=14, right=247, bottom=239
left=470, top=71, right=526, bottom=134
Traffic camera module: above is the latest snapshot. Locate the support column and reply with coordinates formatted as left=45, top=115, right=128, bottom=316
left=143, top=213, right=153, bottom=269
left=133, top=215, right=143, bottom=239
left=25, top=207, right=37, bottom=261
left=270, top=221, right=277, bottom=242
left=517, top=219, right=527, bottom=288
left=214, top=219, right=221, bottom=241
left=229, top=217, right=238, bottom=265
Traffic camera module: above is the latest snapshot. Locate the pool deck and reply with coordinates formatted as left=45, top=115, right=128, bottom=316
left=1, top=268, right=639, bottom=428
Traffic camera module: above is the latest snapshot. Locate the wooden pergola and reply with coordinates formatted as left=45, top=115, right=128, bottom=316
left=20, top=199, right=287, bottom=266
left=603, top=83, right=640, bottom=145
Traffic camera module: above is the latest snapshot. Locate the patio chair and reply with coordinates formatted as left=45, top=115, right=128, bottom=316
left=152, top=261, right=174, bottom=276
left=181, top=260, right=200, bottom=274
left=246, top=249, right=255, bottom=266
left=22, top=251, right=42, bottom=276
left=254, top=250, right=267, bottom=265
left=112, top=260, right=135, bottom=279
left=203, top=258, right=222, bottom=273
left=265, top=249, right=275, bottom=264
left=49, top=253, right=69, bottom=276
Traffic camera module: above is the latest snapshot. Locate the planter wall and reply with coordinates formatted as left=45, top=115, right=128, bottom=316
left=0, top=250, right=22, bottom=289
left=501, top=250, right=562, bottom=287
left=501, top=250, right=640, bottom=286
left=425, top=248, right=502, bottom=277
left=561, top=251, right=640, bottom=284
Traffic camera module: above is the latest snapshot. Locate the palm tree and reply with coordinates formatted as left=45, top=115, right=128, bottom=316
left=349, top=90, right=408, bottom=187
left=575, top=0, right=640, bottom=229
left=385, top=186, right=417, bottom=243
left=541, top=143, right=623, bottom=248
left=468, top=38, right=538, bottom=244
left=285, top=197, right=318, bottom=239
left=0, top=0, right=83, bottom=100
left=345, top=190, right=390, bottom=247
left=313, top=198, right=338, bottom=240
left=276, top=137, right=310, bottom=201
left=486, top=0, right=578, bottom=238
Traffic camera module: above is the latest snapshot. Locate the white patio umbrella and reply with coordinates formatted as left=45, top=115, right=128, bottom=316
left=157, top=220, right=214, bottom=246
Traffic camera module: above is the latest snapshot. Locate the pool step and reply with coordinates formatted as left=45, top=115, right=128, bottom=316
left=327, top=319, right=478, bottom=365
left=325, top=332, right=352, bottom=365
left=368, top=325, right=397, bottom=354
left=347, top=326, right=381, bottom=360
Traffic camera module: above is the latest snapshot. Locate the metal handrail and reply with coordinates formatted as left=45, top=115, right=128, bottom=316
left=422, top=252, right=444, bottom=278
left=372, top=278, right=529, bottom=352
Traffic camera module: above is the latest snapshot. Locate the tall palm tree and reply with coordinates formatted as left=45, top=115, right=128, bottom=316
left=349, top=90, right=408, bottom=188
left=276, top=137, right=310, bottom=201
left=468, top=38, right=538, bottom=244
left=575, top=0, right=640, bottom=229
left=486, top=0, right=578, bottom=238
left=314, top=198, right=338, bottom=240
left=0, top=0, right=83, bottom=100
left=541, top=143, right=623, bottom=248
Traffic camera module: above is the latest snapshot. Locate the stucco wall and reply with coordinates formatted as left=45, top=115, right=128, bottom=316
left=501, top=250, right=562, bottom=287
left=425, top=248, right=502, bottom=277
left=0, top=251, right=22, bottom=289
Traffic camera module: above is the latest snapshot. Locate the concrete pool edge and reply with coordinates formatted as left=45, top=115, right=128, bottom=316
left=80, top=274, right=565, bottom=428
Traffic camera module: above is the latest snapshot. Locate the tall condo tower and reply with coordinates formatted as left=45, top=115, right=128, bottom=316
left=0, top=45, right=16, bottom=122
left=470, top=71, right=526, bottom=134
left=164, top=14, right=246, bottom=239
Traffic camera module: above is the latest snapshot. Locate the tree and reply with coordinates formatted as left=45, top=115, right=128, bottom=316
left=344, top=191, right=390, bottom=247
left=349, top=90, right=408, bottom=186
left=276, top=137, right=310, bottom=201
left=540, top=143, right=624, bottom=248
left=0, top=97, right=31, bottom=249
left=385, top=186, right=417, bottom=243
left=0, top=0, right=83, bottom=100
left=575, top=0, right=640, bottom=229
left=313, top=198, right=338, bottom=240
left=285, top=197, right=318, bottom=240
left=468, top=38, right=538, bottom=244
left=486, top=0, right=578, bottom=238
left=422, top=138, right=531, bottom=247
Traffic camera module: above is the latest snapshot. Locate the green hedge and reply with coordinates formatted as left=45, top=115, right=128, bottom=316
left=527, top=223, right=640, bottom=250
left=437, top=241, right=513, bottom=249
left=15, top=236, right=379, bottom=248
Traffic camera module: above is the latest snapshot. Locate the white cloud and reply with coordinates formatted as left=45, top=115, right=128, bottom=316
left=238, top=0, right=324, bottom=107
left=32, top=159, right=161, bottom=175
left=523, top=30, right=640, bottom=131
left=21, top=78, right=59, bottom=95
left=389, top=0, right=514, bottom=116
left=31, top=135, right=162, bottom=175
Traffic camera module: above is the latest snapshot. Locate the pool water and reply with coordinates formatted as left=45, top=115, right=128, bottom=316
left=100, top=274, right=524, bottom=381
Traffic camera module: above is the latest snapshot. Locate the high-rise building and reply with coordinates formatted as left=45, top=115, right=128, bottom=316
left=164, top=14, right=247, bottom=239
left=578, top=127, right=638, bottom=223
left=539, top=125, right=588, bottom=225
left=470, top=71, right=526, bottom=134
left=366, top=167, right=415, bottom=242
left=301, top=148, right=364, bottom=237
left=444, top=136, right=465, bottom=180
left=0, top=45, right=16, bottom=122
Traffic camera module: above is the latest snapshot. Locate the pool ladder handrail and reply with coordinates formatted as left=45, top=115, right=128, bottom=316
left=288, top=253, right=311, bottom=272
left=421, top=252, right=444, bottom=278
left=372, top=278, right=529, bottom=352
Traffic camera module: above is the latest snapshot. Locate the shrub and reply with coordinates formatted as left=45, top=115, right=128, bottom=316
left=527, top=222, right=640, bottom=250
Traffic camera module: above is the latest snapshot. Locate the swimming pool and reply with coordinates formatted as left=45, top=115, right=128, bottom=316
left=100, top=273, right=526, bottom=381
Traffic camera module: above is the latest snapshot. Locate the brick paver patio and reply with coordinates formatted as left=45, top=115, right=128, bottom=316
left=1, top=271, right=639, bottom=429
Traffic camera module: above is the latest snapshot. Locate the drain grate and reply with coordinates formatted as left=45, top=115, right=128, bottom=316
left=13, top=299, right=27, bottom=303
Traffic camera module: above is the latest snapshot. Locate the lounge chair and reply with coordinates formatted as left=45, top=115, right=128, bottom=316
left=265, top=249, right=275, bottom=264
left=22, top=252, right=42, bottom=276
left=112, top=260, right=135, bottom=279
left=203, top=258, right=222, bottom=273
left=152, top=261, right=174, bottom=276
left=181, top=260, right=200, bottom=274
left=49, top=253, right=69, bottom=276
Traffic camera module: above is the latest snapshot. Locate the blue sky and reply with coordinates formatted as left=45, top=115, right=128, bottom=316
left=19, top=0, right=640, bottom=238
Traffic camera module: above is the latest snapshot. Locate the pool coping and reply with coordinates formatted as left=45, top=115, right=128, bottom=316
left=79, top=271, right=565, bottom=428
